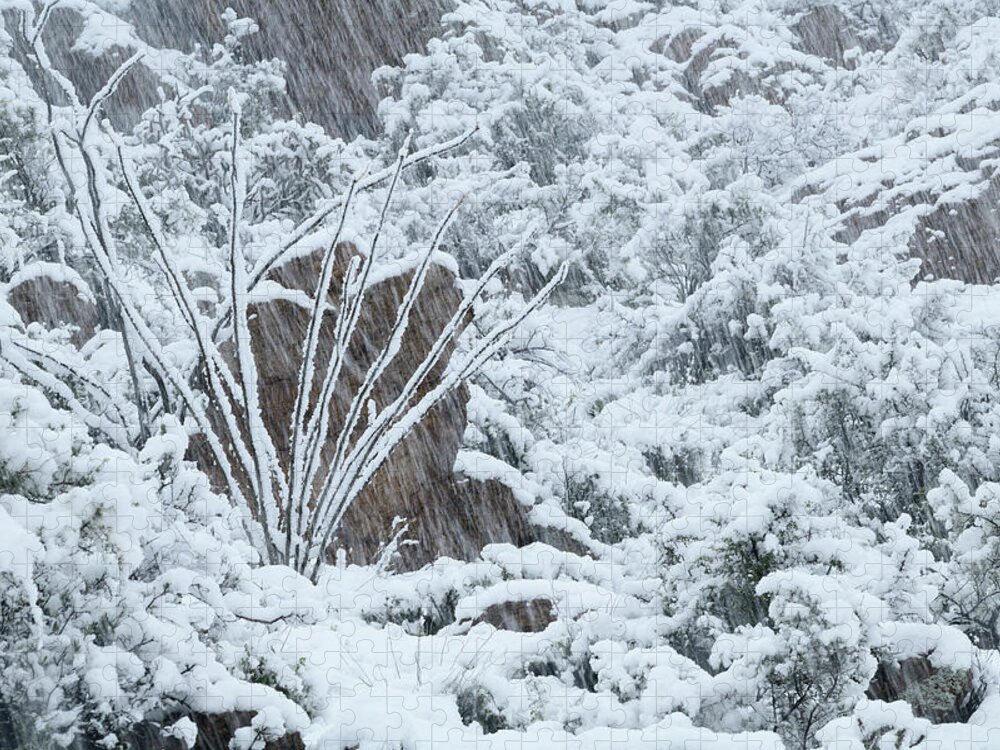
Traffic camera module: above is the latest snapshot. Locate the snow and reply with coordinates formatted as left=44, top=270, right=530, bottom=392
left=4, top=0, right=1000, bottom=748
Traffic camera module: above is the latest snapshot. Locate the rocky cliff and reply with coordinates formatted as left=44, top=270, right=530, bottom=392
left=12, top=0, right=447, bottom=138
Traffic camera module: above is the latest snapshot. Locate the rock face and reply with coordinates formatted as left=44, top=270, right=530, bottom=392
left=831, top=178, right=1000, bottom=285
left=661, top=9, right=1000, bottom=287
left=790, top=76, right=1000, bottom=286
left=20, top=0, right=447, bottom=138
left=661, top=26, right=758, bottom=112
left=476, top=599, right=555, bottom=633
left=867, top=656, right=977, bottom=724
left=5, top=273, right=99, bottom=346
left=663, top=6, right=889, bottom=114
left=798, top=174, right=1000, bottom=287
left=791, top=5, right=885, bottom=69
left=227, top=243, right=535, bottom=571
left=132, top=0, right=447, bottom=137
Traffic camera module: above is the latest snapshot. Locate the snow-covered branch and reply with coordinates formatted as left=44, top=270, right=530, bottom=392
left=0, top=15, right=555, bottom=578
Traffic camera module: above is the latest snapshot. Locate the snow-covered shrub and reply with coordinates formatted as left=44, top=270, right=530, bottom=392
left=932, top=473, right=1000, bottom=649
left=707, top=572, right=879, bottom=748
left=0, top=0, right=568, bottom=582
left=0, top=380, right=310, bottom=748
left=2, top=0, right=1000, bottom=747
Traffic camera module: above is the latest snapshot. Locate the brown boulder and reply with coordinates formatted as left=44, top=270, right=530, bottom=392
left=206, top=243, right=536, bottom=571
left=867, top=655, right=977, bottom=724
left=5, top=270, right=100, bottom=346
left=476, top=599, right=556, bottom=633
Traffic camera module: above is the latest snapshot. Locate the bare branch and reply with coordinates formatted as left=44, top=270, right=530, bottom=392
left=8, top=19, right=557, bottom=578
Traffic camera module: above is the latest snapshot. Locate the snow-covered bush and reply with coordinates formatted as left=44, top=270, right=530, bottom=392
left=370, top=1, right=1000, bottom=746
left=3, top=0, right=1000, bottom=747
left=0, top=0, right=568, bottom=582
left=0, top=377, right=310, bottom=748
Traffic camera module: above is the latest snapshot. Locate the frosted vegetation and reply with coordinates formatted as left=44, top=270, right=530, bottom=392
left=2, top=0, right=1000, bottom=748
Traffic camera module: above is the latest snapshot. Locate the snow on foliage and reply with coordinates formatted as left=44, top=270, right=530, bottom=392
left=1, top=0, right=1000, bottom=748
